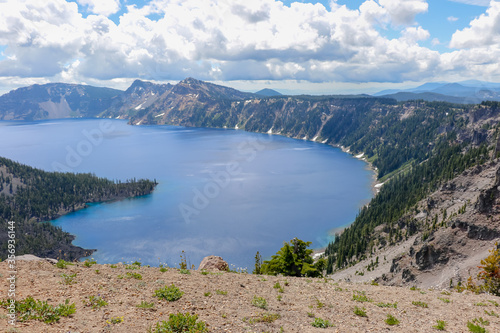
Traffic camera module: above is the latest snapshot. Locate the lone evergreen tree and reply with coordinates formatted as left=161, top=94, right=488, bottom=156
left=253, top=251, right=262, bottom=274
left=261, top=238, right=325, bottom=277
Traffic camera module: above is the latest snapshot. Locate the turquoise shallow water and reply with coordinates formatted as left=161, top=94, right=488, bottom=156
left=0, top=119, right=373, bottom=269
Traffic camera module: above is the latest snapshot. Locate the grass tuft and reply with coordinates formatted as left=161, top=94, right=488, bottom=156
left=353, top=306, right=367, bottom=317
left=251, top=296, right=267, bottom=309
left=385, top=314, right=400, bottom=326
left=412, top=301, right=428, bottom=308
left=311, top=317, right=333, bottom=328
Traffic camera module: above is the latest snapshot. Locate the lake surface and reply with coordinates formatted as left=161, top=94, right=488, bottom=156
left=0, top=119, right=373, bottom=269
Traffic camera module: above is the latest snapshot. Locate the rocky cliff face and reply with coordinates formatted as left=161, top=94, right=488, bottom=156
left=0, top=83, right=123, bottom=120
left=331, top=160, right=500, bottom=289
left=100, top=79, right=173, bottom=119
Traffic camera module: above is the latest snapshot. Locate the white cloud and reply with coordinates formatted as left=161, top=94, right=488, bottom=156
left=0, top=0, right=499, bottom=91
left=448, top=16, right=459, bottom=22
left=378, top=0, right=428, bottom=26
left=77, top=0, right=121, bottom=16
left=450, top=1, right=500, bottom=48
left=432, top=38, right=441, bottom=45
left=401, top=26, right=430, bottom=43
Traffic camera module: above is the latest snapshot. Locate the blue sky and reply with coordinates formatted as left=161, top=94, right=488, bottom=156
left=0, top=0, right=499, bottom=95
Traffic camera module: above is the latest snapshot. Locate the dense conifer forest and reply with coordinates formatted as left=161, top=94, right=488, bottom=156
left=0, top=157, right=157, bottom=260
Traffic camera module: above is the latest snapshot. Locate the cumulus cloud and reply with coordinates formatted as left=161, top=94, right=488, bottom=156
left=378, top=0, right=428, bottom=26
left=0, top=0, right=85, bottom=77
left=440, top=1, right=500, bottom=80
left=77, top=0, right=120, bottom=16
left=450, top=1, right=500, bottom=48
left=0, top=0, right=498, bottom=88
left=401, top=26, right=430, bottom=43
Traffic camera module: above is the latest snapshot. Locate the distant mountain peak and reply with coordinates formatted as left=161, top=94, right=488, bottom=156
left=180, top=77, right=203, bottom=85
left=255, top=88, right=282, bottom=97
left=126, top=79, right=155, bottom=93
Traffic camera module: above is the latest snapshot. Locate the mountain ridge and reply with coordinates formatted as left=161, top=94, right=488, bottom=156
left=3, top=78, right=500, bottom=290
left=375, top=80, right=500, bottom=104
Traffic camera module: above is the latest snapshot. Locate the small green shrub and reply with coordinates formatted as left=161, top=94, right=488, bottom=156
left=136, top=301, right=155, bottom=309
left=251, top=296, right=267, bottom=309
left=2, top=297, right=75, bottom=323
left=353, top=306, right=367, bottom=317
left=110, top=264, right=117, bottom=268
left=56, top=259, right=73, bottom=269
left=352, top=292, right=372, bottom=303
left=376, top=302, right=397, bottom=308
left=475, top=302, right=488, bottom=307
left=179, top=269, right=191, bottom=275
left=487, top=300, right=499, bottom=307
left=385, top=314, right=400, bottom=326
left=204, top=292, right=211, bottom=297
left=484, top=309, right=499, bottom=317
left=433, top=320, right=446, bottom=331
left=200, top=270, right=209, bottom=275
left=154, top=284, right=184, bottom=302
left=477, top=244, right=500, bottom=296
left=126, top=272, right=142, bottom=280
left=215, top=289, right=227, bottom=295
left=315, top=297, right=325, bottom=308
left=438, top=297, right=451, bottom=303
left=311, top=317, right=333, bottom=328
left=83, top=259, right=97, bottom=267
left=274, top=282, right=285, bottom=293
left=471, top=317, right=489, bottom=326
left=61, top=273, right=77, bottom=285
left=307, top=312, right=315, bottom=318
left=467, top=321, right=487, bottom=333
left=83, top=295, right=107, bottom=309
left=159, top=267, right=168, bottom=273
left=441, top=291, right=451, bottom=295
left=244, top=312, right=281, bottom=324
left=412, top=301, right=428, bottom=308
left=148, top=313, right=208, bottom=333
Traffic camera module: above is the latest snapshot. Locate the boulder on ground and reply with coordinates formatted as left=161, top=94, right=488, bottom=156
left=198, top=255, right=228, bottom=271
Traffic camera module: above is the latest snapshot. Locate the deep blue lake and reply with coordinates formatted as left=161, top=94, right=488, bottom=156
left=0, top=119, right=373, bottom=269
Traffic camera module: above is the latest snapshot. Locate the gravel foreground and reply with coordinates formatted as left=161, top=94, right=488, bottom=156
left=1, top=259, right=499, bottom=332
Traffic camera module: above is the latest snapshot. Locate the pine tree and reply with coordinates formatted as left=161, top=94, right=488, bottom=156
left=253, top=251, right=262, bottom=274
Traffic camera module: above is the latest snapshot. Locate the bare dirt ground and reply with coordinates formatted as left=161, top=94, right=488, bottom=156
left=1, top=258, right=499, bottom=332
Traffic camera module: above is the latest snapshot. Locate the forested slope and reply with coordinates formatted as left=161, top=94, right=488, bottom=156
left=0, top=157, right=157, bottom=260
